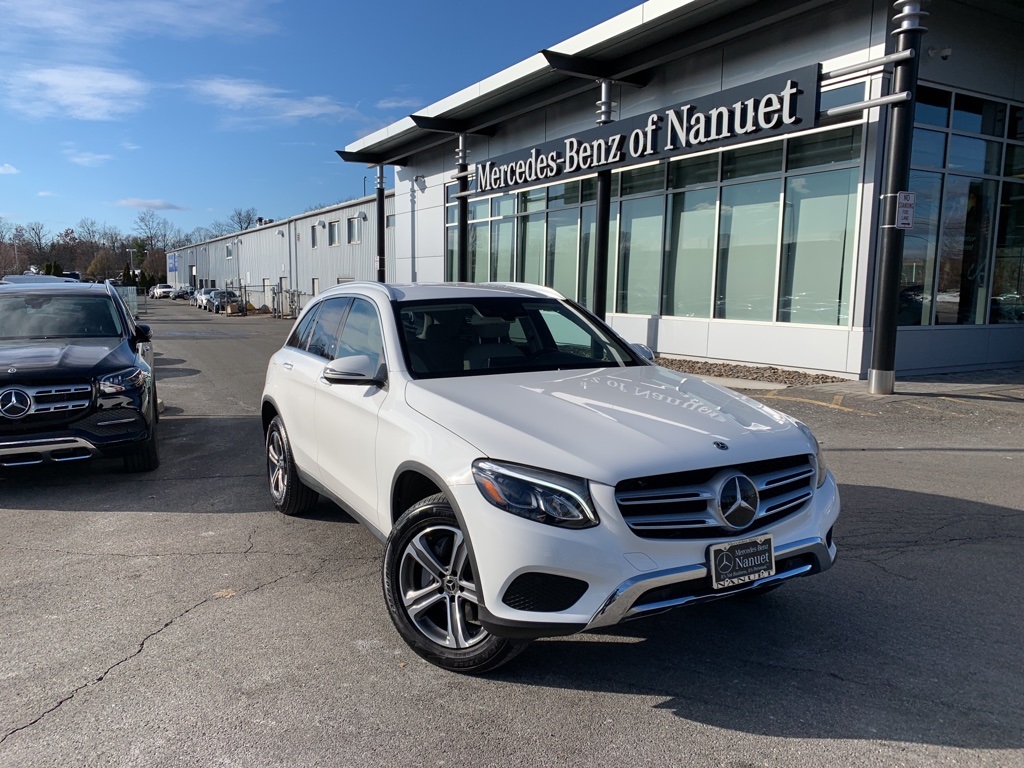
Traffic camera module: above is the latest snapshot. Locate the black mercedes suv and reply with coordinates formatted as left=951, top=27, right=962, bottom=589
left=0, top=281, right=159, bottom=472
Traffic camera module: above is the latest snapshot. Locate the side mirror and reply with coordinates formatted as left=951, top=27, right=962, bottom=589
left=323, top=354, right=386, bottom=386
left=631, top=343, right=655, bottom=363
left=136, top=323, right=153, bottom=343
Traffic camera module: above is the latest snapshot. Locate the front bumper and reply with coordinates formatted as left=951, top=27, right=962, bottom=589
left=450, top=473, right=840, bottom=639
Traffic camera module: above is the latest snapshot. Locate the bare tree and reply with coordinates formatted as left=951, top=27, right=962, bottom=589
left=23, top=222, right=49, bottom=262
left=133, top=209, right=173, bottom=251
left=228, top=207, right=259, bottom=231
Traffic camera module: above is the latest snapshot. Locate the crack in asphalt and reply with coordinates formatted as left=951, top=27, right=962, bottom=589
left=0, top=570, right=298, bottom=746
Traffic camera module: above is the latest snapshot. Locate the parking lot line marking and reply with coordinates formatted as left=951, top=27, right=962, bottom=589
left=756, top=394, right=877, bottom=416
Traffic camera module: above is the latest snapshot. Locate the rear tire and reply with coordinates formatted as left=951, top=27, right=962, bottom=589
left=266, top=415, right=318, bottom=516
left=383, top=495, right=528, bottom=673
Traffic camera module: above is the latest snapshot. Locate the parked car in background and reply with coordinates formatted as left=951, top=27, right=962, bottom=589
left=193, top=288, right=213, bottom=309
left=260, top=282, right=840, bottom=673
left=209, top=290, right=240, bottom=314
left=172, top=286, right=194, bottom=301
left=151, top=283, right=174, bottom=299
left=0, top=281, right=159, bottom=472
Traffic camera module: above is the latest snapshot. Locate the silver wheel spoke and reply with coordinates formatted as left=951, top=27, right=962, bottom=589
left=407, top=532, right=447, bottom=582
left=405, top=588, right=446, bottom=620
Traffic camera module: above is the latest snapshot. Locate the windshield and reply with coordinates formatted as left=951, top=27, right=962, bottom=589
left=0, top=294, right=124, bottom=339
left=396, top=297, right=642, bottom=378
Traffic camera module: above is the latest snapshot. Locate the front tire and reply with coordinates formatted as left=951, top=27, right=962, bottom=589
left=266, top=415, right=318, bottom=516
left=124, top=407, right=159, bottom=472
left=383, top=495, right=527, bottom=673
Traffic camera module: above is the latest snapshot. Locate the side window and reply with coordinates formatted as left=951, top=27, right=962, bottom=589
left=336, top=298, right=385, bottom=369
left=286, top=304, right=321, bottom=350
left=306, top=298, right=351, bottom=359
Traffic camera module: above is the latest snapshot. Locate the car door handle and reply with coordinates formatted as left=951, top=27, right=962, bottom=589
left=283, top=362, right=294, bottom=370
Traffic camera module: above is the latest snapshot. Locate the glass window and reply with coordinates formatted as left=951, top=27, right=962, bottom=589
left=722, top=142, right=783, bottom=180
left=664, top=187, right=717, bottom=318
left=446, top=204, right=457, bottom=226
left=491, top=194, right=515, bottom=217
left=468, top=199, right=489, bottom=221
left=546, top=209, right=579, bottom=300
left=669, top=155, right=718, bottom=189
left=616, top=196, right=664, bottom=314
left=947, top=136, right=1001, bottom=175
left=916, top=86, right=950, bottom=128
left=620, top=164, right=665, bottom=196
left=715, top=180, right=780, bottom=320
left=445, top=183, right=459, bottom=204
left=952, top=94, right=1006, bottom=137
left=386, top=214, right=396, bottom=228
left=990, top=180, right=1024, bottom=323
left=337, top=298, right=385, bottom=370
left=490, top=219, right=515, bottom=282
left=935, top=177, right=997, bottom=325
left=519, top=187, right=546, bottom=213
left=328, top=220, right=340, bottom=246
left=306, top=298, right=351, bottom=359
left=912, top=129, right=946, bottom=168
left=1004, top=144, right=1024, bottom=180
left=1009, top=106, right=1024, bottom=142
left=310, top=226, right=318, bottom=249
left=578, top=205, right=597, bottom=310
left=787, top=125, right=862, bottom=171
left=347, top=218, right=361, bottom=244
left=518, top=214, right=545, bottom=284
left=445, top=228, right=456, bottom=281
left=581, top=177, right=598, bottom=203
left=547, top=182, right=580, bottom=208
left=469, top=222, right=489, bottom=283
left=899, top=171, right=943, bottom=326
left=778, top=168, right=858, bottom=325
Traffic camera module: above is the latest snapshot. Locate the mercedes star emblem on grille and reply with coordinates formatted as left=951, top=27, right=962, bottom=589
left=714, top=473, right=759, bottom=530
left=0, top=388, right=32, bottom=419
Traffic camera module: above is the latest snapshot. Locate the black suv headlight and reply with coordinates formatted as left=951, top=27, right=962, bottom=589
left=796, top=421, right=828, bottom=488
left=99, top=367, right=149, bottom=394
left=472, top=460, right=598, bottom=529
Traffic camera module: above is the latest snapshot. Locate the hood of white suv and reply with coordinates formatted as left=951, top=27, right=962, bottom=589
left=405, top=365, right=812, bottom=486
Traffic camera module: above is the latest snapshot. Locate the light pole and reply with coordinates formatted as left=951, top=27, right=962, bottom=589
left=225, top=238, right=242, bottom=314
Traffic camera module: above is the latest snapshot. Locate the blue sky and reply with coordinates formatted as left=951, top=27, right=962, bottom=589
left=0, top=0, right=641, bottom=239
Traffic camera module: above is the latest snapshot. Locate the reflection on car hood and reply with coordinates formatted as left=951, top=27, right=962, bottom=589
left=406, top=365, right=812, bottom=486
left=0, top=338, right=135, bottom=380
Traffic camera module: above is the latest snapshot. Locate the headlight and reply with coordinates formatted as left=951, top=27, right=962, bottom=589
left=99, top=367, right=148, bottom=394
left=796, top=422, right=828, bottom=488
left=472, top=460, right=598, bottom=529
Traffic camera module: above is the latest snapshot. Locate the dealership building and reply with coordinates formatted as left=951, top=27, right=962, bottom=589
left=174, top=0, right=1024, bottom=379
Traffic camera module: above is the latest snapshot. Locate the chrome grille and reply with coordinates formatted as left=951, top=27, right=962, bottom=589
left=615, top=454, right=816, bottom=539
left=23, top=383, right=93, bottom=415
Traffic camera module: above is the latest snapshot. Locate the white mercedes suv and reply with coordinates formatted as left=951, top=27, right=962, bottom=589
left=260, top=282, right=839, bottom=673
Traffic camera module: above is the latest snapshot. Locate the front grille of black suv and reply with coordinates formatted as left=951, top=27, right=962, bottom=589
left=615, top=454, right=816, bottom=539
left=0, top=383, right=93, bottom=433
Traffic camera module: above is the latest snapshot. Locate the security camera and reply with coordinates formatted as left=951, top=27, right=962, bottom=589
left=928, top=46, right=953, bottom=60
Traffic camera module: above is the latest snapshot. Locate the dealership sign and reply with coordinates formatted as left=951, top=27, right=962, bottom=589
left=476, top=65, right=820, bottom=194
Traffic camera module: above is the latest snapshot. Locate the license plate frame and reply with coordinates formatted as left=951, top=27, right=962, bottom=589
left=708, top=535, right=775, bottom=590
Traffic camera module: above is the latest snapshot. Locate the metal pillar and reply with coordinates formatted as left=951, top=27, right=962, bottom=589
left=375, top=164, right=386, bottom=282
left=456, top=134, right=469, bottom=282
left=868, top=0, right=928, bottom=394
left=592, top=79, right=617, bottom=319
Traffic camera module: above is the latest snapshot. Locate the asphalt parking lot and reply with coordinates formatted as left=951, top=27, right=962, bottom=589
left=2, top=299, right=1022, bottom=767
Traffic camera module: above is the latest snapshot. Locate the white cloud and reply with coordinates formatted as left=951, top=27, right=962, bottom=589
left=37, top=190, right=54, bottom=197
left=63, top=149, right=113, bottom=167
left=375, top=97, right=422, bottom=111
left=0, top=163, right=19, bottom=174
left=117, top=198, right=186, bottom=211
left=0, top=0, right=276, bottom=48
left=121, top=140, right=141, bottom=151
left=7, top=66, right=148, bottom=120
left=188, top=76, right=361, bottom=126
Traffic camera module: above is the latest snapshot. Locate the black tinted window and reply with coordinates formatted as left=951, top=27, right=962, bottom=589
left=306, top=298, right=351, bottom=359
left=337, top=299, right=385, bottom=370
left=286, top=304, right=321, bottom=350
